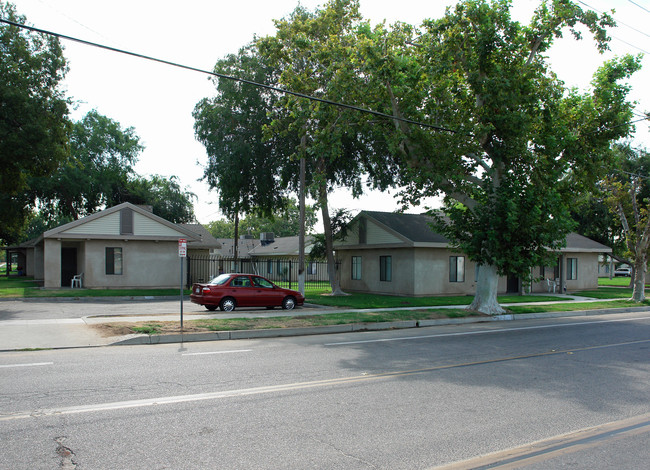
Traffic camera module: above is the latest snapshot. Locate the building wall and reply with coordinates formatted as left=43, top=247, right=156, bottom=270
left=43, top=238, right=61, bottom=288
left=339, top=248, right=416, bottom=296
left=33, top=244, right=44, bottom=281
left=82, top=239, right=182, bottom=288
left=339, top=248, right=599, bottom=296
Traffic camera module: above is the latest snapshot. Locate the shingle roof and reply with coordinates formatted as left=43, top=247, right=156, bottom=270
left=361, top=211, right=610, bottom=252
left=248, top=235, right=314, bottom=256
left=363, top=211, right=449, bottom=244
left=179, top=223, right=221, bottom=249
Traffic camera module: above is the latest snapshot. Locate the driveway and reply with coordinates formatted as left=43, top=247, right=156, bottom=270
left=0, top=297, right=206, bottom=322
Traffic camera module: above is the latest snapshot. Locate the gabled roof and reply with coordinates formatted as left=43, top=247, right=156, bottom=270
left=248, top=235, right=315, bottom=257
left=41, top=202, right=200, bottom=242
left=213, top=237, right=260, bottom=258
left=362, top=211, right=449, bottom=244
left=338, top=211, right=611, bottom=253
left=179, top=223, right=221, bottom=249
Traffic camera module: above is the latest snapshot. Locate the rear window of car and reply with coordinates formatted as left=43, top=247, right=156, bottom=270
left=209, top=274, right=231, bottom=285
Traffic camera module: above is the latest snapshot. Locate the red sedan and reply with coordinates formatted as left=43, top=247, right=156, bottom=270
left=190, top=273, right=305, bottom=312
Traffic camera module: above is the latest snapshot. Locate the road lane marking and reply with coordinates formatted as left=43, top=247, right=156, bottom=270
left=430, top=412, right=650, bottom=469
left=182, top=349, right=252, bottom=356
left=0, top=362, right=53, bottom=369
left=1, top=339, right=647, bottom=421
left=325, top=316, right=650, bottom=345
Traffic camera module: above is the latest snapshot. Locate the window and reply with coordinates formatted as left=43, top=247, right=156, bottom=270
left=380, top=256, right=392, bottom=282
left=231, top=276, right=251, bottom=287
left=567, top=258, right=578, bottom=280
left=267, top=260, right=273, bottom=274
left=307, top=262, right=317, bottom=275
left=359, top=218, right=367, bottom=244
left=351, top=256, right=362, bottom=280
left=106, top=247, right=123, bottom=275
left=120, top=208, right=133, bottom=235
left=449, top=256, right=465, bottom=282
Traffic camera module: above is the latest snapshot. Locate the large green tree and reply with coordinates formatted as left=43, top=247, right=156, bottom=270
left=602, top=144, right=650, bottom=301
left=356, top=0, right=640, bottom=313
left=194, top=43, right=295, bottom=260
left=258, top=0, right=391, bottom=294
left=0, top=2, right=70, bottom=243
left=30, top=110, right=143, bottom=221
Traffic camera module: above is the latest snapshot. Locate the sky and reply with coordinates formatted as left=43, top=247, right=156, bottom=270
left=8, top=0, right=650, bottom=228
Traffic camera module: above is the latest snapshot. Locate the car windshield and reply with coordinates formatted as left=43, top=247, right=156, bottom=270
left=209, top=274, right=231, bottom=285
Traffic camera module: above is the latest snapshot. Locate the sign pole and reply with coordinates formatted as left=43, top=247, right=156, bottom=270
left=178, top=238, right=187, bottom=332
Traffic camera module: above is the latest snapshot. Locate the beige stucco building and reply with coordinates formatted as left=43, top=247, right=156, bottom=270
left=334, top=211, right=611, bottom=296
left=11, top=203, right=219, bottom=289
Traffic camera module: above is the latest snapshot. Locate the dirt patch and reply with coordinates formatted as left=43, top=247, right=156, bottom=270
left=91, top=322, right=209, bottom=337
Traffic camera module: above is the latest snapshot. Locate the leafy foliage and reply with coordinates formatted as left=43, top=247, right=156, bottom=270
left=0, top=2, right=70, bottom=243
left=354, top=0, right=640, bottom=312
left=205, top=199, right=317, bottom=239
left=30, top=110, right=143, bottom=220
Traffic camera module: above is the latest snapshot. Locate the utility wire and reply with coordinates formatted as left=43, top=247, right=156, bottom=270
left=579, top=0, right=650, bottom=38
left=0, top=18, right=460, bottom=135
left=628, top=0, right=650, bottom=14
left=1, top=17, right=647, bottom=138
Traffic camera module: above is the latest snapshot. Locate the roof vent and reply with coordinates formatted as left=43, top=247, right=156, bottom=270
left=260, top=232, right=275, bottom=246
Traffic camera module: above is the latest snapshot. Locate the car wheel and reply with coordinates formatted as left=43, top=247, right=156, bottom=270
left=205, top=305, right=217, bottom=312
left=220, top=297, right=236, bottom=312
left=282, top=296, right=296, bottom=310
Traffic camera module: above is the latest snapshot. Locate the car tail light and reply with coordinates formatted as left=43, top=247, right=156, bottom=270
left=202, top=287, right=211, bottom=293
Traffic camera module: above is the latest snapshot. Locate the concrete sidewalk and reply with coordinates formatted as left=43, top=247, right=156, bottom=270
left=0, top=295, right=645, bottom=351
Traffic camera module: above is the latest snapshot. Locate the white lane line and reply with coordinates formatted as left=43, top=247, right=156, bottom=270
left=182, top=349, right=252, bottom=356
left=325, top=316, right=650, bottom=346
left=0, top=362, right=54, bottom=369
left=0, top=373, right=387, bottom=421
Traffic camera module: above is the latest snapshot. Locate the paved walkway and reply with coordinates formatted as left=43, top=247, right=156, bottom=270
left=0, top=295, right=640, bottom=351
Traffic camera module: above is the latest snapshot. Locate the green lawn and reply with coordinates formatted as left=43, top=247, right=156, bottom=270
left=303, top=292, right=564, bottom=309
left=598, top=277, right=634, bottom=287
left=0, top=275, right=189, bottom=299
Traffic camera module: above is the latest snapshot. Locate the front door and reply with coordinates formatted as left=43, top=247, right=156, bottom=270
left=506, top=276, right=519, bottom=294
left=61, top=248, right=77, bottom=287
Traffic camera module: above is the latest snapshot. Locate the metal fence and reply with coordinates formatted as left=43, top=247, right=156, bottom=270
left=186, top=256, right=337, bottom=292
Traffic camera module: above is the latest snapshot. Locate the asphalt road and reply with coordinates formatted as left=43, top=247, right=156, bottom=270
left=1, top=312, right=649, bottom=469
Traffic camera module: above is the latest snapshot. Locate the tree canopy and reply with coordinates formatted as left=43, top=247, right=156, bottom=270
left=354, top=0, right=640, bottom=312
left=30, top=109, right=143, bottom=221
left=205, top=199, right=317, bottom=239
left=0, top=1, right=70, bottom=243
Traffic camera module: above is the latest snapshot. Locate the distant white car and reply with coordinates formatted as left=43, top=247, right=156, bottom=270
left=614, top=267, right=631, bottom=277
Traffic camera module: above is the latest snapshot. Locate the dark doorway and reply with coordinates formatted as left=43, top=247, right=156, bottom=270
left=506, top=276, right=519, bottom=293
left=61, top=248, right=77, bottom=287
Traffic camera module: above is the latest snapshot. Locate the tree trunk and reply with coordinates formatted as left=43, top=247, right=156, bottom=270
left=631, top=257, right=646, bottom=302
left=318, top=183, right=344, bottom=295
left=469, top=264, right=506, bottom=315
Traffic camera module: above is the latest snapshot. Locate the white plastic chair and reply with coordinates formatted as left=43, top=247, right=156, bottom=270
left=71, top=273, right=83, bottom=288
left=546, top=278, right=556, bottom=293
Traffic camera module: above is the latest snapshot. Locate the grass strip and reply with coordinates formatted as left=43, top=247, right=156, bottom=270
left=303, top=293, right=563, bottom=309
left=96, top=308, right=476, bottom=336
left=506, top=299, right=650, bottom=314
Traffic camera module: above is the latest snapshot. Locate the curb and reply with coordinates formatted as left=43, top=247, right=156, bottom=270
left=108, top=306, right=650, bottom=346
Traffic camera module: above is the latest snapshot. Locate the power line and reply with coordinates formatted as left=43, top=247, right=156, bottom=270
left=627, top=0, right=650, bottom=14
left=1, top=17, right=647, bottom=140
left=0, top=18, right=460, bottom=135
left=579, top=0, right=650, bottom=39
